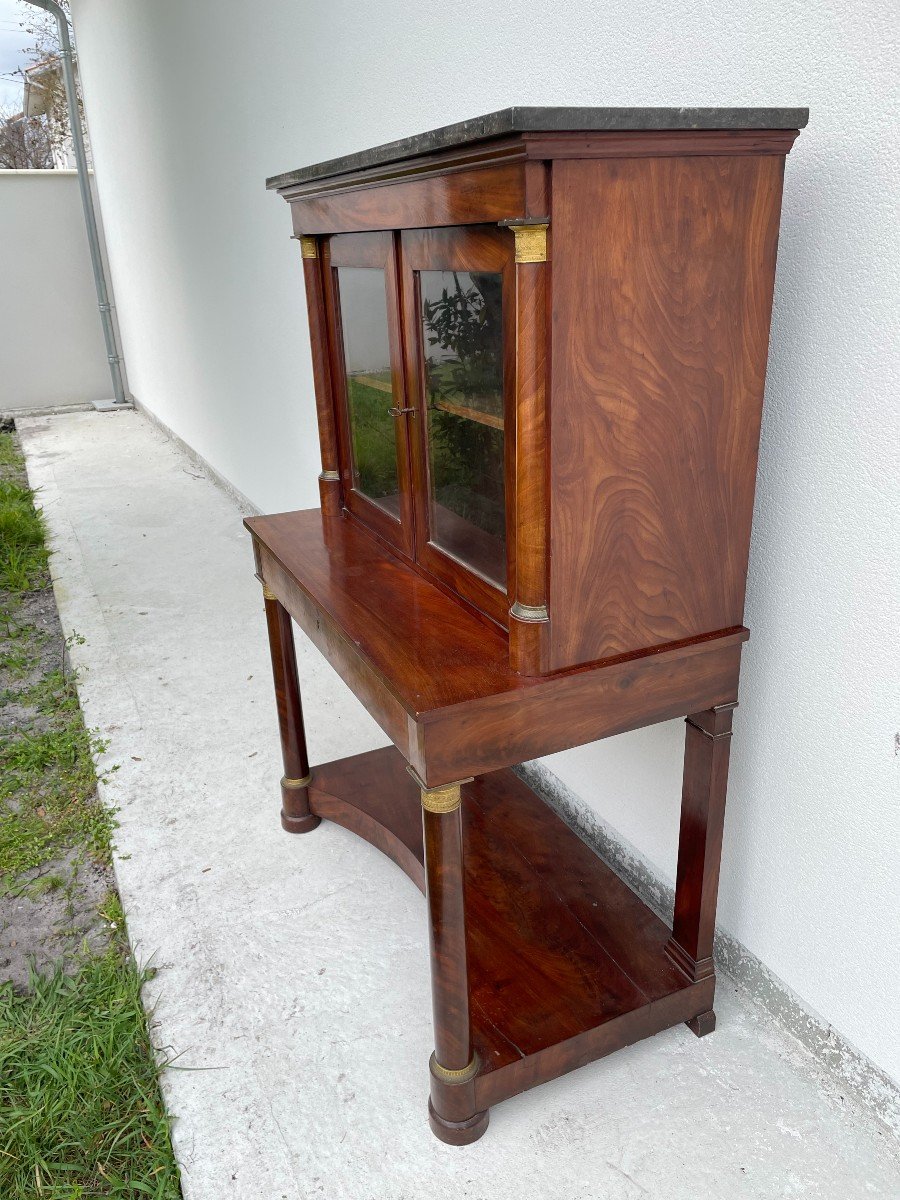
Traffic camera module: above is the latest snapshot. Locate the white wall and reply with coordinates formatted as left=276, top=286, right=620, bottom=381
left=69, top=0, right=900, bottom=1093
left=0, top=170, right=111, bottom=409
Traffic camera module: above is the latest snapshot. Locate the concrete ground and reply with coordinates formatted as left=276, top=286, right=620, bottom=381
left=18, top=410, right=899, bottom=1200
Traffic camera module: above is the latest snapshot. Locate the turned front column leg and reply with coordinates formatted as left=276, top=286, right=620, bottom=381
left=419, top=776, right=489, bottom=1146
left=262, top=584, right=320, bottom=834
left=665, top=702, right=736, bottom=1036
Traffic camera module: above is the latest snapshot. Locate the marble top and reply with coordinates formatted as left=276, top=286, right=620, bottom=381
left=266, top=106, right=809, bottom=190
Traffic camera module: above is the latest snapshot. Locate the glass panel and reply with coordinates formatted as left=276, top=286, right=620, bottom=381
left=336, top=266, right=400, bottom=518
left=420, top=270, right=506, bottom=585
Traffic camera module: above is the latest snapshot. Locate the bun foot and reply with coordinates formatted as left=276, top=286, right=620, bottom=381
left=687, top=1009, right=716, bottom=1037
left=428, top=1099, right=489, bottom=1145
left=280, top=809, right=321, bottom=834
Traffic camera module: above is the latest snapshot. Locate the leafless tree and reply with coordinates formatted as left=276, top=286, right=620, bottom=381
left=15, top=0, right=89, bottom=165
left=0, top=104, right=53, bottom=169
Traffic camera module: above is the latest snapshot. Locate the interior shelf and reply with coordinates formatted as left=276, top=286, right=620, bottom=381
left=307, top=745, right=712, bottom=1109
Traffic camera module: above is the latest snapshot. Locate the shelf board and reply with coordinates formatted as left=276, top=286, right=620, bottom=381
left=432, top=398, right=504, bottom=430
left=308, top=745, right=712, bottom=1110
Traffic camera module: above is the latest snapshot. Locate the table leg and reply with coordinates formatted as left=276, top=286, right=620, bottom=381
left=420, top=778, right=489, bottom=1145
left=262, top=584, right=320, bottom=834
left=665, top=702, right=736, bottom=1035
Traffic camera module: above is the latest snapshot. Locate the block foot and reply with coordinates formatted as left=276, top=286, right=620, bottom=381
left=428, top=1099, right=489, bottom=1145
left=687, top=1009, right=716, bottom=1037
left=280, top=809, right=321, bottom=834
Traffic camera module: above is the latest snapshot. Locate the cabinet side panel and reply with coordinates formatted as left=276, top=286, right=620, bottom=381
left=549, top=155, right=785, bottom=669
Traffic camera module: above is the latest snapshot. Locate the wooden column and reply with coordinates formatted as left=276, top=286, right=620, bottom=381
left=263, top=584, right=320, bottom=834
left=665, top=702, right=736, bottom=1035
left=298, top=234, right=342, bottom=516
left=419, top=777, right=489, bottom=1145
left=502, top=219, right=551, bottom=676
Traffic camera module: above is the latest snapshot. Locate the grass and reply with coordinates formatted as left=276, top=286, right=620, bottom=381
left=0, top=428, right=181, bottom=1197
left=346, top=374, right=506, bottom=538
left=0, top=476, right=48, bottom=593
left=0, top=946, right=181, bottom=1199
left=0, top=433, right=20, bottom=467
left=346, top=375, right=401, bottom=499
left=0, top=656, right=117, bottom=895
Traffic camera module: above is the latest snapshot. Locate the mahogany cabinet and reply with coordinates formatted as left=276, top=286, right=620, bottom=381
left=246, top=107, right=807, bottom=1144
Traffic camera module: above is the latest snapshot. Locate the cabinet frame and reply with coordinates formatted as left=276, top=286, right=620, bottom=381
left=322, top=231, right=415, bottom=557
left=322, top=224, right=527, bottom=635
left=400, top=225, right=517, bottom=629
left=253, top=109, right=807, bottom=1146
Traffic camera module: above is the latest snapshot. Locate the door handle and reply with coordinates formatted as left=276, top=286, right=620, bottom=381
left=388, top=406, right=416, bottom=417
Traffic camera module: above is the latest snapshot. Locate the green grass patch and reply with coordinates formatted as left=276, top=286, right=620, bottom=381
left=0, top=664, right=117, bottom=894
left=0, top=475, right=49, bottom=595
left=0, top=436, right=114, bottom=895
left=0, top=617, right=48, bottom=679
left=0, top=430, right=20, bottom=467
left=0, top=949, right=181, bottom=1200
left=346, top=376, right=401, bottom=500
left=0, top=428, right=181, bottom=1196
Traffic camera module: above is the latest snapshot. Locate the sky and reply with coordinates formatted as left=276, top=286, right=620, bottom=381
left=0, top=0, right=33, bottom=111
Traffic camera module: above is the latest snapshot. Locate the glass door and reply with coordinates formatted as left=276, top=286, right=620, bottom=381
left=400, top=227, right=514, bottom=625
left=324, top=232, right=414, bottom=556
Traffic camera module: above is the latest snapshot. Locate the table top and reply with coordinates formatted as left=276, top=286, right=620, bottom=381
left=246, top=507, right=746, bottom=782
left=266, top=105, right=810, bottom=190
left=246, top=507, right=523, bottom=715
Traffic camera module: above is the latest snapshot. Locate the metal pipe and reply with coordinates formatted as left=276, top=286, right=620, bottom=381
left=23, top=0, right=128, bottom=407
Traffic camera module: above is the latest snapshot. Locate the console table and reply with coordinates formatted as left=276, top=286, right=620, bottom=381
left=246, top=106, right=806, bottom=1144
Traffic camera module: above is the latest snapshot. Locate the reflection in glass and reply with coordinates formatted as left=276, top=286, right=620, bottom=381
left=336, top=267, right=400, bottom=516
left=420, top=270, right=505, bottom=585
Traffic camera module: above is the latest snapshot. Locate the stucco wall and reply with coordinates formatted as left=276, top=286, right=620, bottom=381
left=68, top=0, right=899, bottom=1095
left=0, top=170, right=111, bottom=410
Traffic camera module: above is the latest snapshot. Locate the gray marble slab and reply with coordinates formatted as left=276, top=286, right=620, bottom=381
left=267, top=106, right=809, bottom=190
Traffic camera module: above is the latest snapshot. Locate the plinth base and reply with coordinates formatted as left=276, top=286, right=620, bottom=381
left=280, top=809, right=321, bottom=834
left=428, top=1100, right=490, bottom=1146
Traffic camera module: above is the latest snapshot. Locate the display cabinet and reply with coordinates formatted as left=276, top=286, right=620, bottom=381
left=245, top=107, right=807, bottom=1144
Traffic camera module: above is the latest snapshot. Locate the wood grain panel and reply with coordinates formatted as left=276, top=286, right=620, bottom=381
left=298, top=245, right=342, bottom=516
left=415, top=633, right=743, bottom=785
left=463, top=786, right=649, bottom=1055
left=255, top=541, right=412, bottom=756
left=296, top=745, right=714, bottom=1112
left=508, top=249, right=551, bottom=674
left=249, top=506, right=744, bottom=786
left=476, top=978, right=712, bottom=1110
left=423, top=796, right=473, bottom=1073
left=523, top=128, right=798, bottom=160
left=279, top=138, right=524, bottom=199
left=263, top=592, right=319, bottom=833
left=666, top=704, right=735, bottom=982
left=549, top=154, right=785, bottom=668
left=249, top=509, right=510, bottom=716
left=308, top=746, right=424, bottom=888
left=289, top=162, right=526, bottom=235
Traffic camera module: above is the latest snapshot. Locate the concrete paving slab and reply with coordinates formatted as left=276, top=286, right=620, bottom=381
left=18, top=411, right=900, bottom=1199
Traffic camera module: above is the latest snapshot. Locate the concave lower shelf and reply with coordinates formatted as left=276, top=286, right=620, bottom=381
left=307, top=745, right=712, bottom=1112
